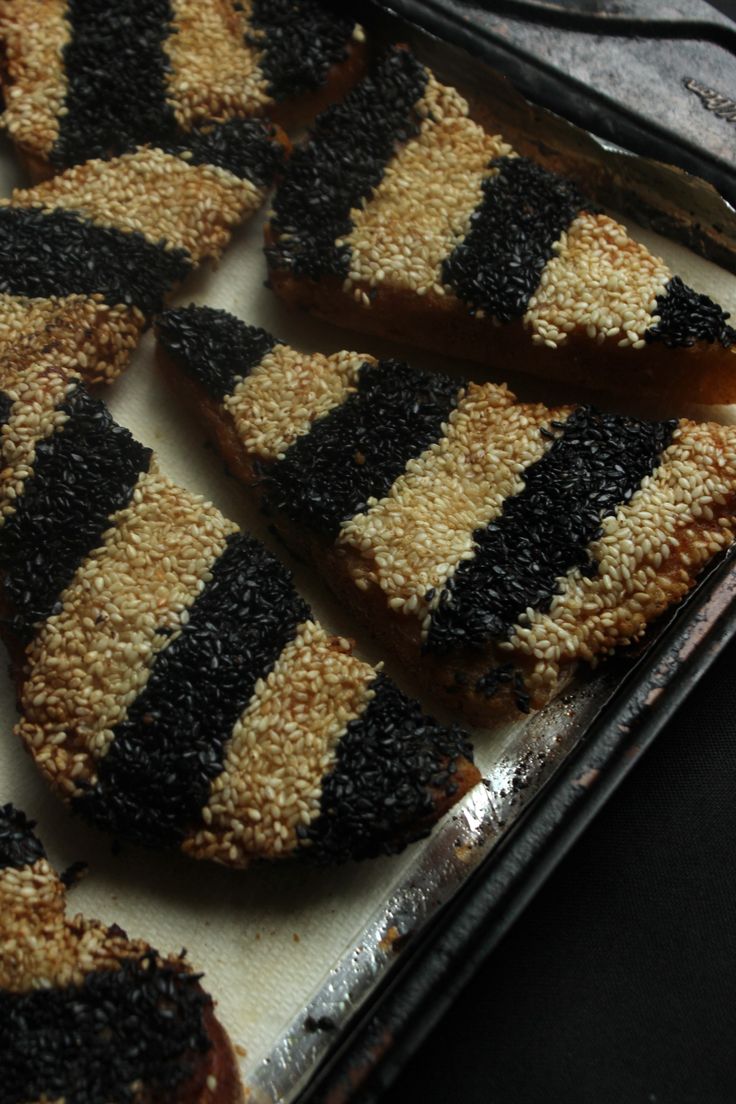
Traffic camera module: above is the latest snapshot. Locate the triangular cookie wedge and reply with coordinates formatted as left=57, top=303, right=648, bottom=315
left=0, top=118, right=285, bottom=384
left=0, top=351, right=478, bottom=865
left=0, top=803, right=243, bottom=1103
left=0, top=0, right=365, bottom=178
left=265, top=46, right=736, bottom=414
left=157, top=306, right=736, bottom=723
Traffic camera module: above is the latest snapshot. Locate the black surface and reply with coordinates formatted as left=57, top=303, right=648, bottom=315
left=380, top=635, right=736, bottom=1104
left=368, top=0, right=736, bottom=208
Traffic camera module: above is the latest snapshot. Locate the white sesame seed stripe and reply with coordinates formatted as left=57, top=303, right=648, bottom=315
left=16, top=469, right=237, bottom=797
left=505, top=420, right=736, bottom=702
left=1, top=856, right=150, bottom=993
left=524, top=212, right=672, bottom=350
left=7, top=148, right=262, bottom=264
left=224, top=343, right=368, bottom=461
left=342, top=73, right=513, bottom=302
left=0, top=353, right=79, bottom=522
left=0, top=292, right=145, bottom=386
left=165, top=0, right=269, bottom=130
left=1, top=856, right=69, bottom=992
left=184, top=620, right=376, bottom=865
left=0, top=0, right=70, bottom=162
left=339, top=383, right=571, bottom=628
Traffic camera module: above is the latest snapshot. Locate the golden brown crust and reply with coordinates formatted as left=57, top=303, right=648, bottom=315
left=156, top=348, right=527, bottom=724
left=158, top=341, right=736, bottom=722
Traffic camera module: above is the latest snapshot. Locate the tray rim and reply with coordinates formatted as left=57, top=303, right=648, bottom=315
left=368, top=0, right=736, bottom=211
left=295, top=544, right=736, bottom=1104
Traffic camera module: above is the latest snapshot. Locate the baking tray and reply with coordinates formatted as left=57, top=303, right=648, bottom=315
left=1, top=6, right=735, bottom=1104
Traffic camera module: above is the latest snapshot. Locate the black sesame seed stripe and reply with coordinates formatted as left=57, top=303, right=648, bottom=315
left=298, top=674, right=474, bottom=863
left=157, top=306, right=280, bottom=402
left=427, top=408, right=677, bottom=653
left=262, top=359, right=464, bottom=539
left=73, top=533, right=309, bottom=849
left=0, top=804, right=46, bottom=872
left=0, top=207, right=192, bottom=315
left=268, top=46, right=428, bottom=280
left=645, top=275, right=736, bottom=349
left=442, top=156, right=587, bottom=322
left=52, top=0, right=178, bottom=170
left=0, top=393, right=12, bottom=431
left=247, top=0, right=356, bottom=104
left=0, top=385, right=151, bottom=641
left=0, top=955, right=210, bottom=1104
left=160, top=117, right=285, bottom=188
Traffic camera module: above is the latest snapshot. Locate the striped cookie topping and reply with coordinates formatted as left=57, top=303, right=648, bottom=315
left=266, top=46, right=736, bottom=406
left=0, top=384, right=152, bottom=640
left=0, top=0, right=362, bottom=174
left=157, top=307, right=736, bottom=717
left=0, top=127, right=282, bottom=384
left=3, top=355, right=478, bottom=864
left=0, top=804, right=242, bottom=1104
left=261, top=359, right=464, bottom=537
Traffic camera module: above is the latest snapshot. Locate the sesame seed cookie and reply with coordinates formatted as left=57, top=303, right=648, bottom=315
left=157, top=306, right=736, bottom=722
left=0, top=0, right=365, bottom=178
left=265, top=46, right=736, bottom=412
left=0, top=121, right=285, bottom=384
left=0, top=803, right=243, bottom=1104
left=0, top=351, right=478, bottom=863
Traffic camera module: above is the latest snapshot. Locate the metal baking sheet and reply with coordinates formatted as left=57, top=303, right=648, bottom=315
left=1, top=8, right=735, bottom=1103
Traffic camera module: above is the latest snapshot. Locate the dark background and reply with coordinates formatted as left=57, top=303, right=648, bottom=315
left=380, top=636, right=736, bottom=1103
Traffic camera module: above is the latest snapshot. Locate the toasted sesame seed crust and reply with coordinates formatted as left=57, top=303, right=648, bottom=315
left=8, top=147, right=261, bottom=264
left=343, top=73, right=512, bottom=301
left=0, top=0, right=360, bottom=178
left=338, top=385, right=567, bottom=623
left=0, top=129, right=278, bottom=384
left=506, top=420, right=736, bottom=700
left=0, top=292, right=144, bottom=385
left=0, top=344, right=477, bottom=864
left=166, top=0, right=268, bottom=130
left=226, top=343, right=368, bottom=461
left=157, top=305, right=280, bottom=400
left=73, top=532, right=310, bottom=850
left=0, top=386, right=152, bottom=640
left=298, top=673, right=477, bottom=863
left=157, top=307, right=736, bottom=720
left=267, top=48, right=736, bottom=405
left=0, top=0, right=69, bottom=164
left=17, top=468, right=236, bottom=794
left=268, top=46, right=429, bottom=282
left=0, top=856, right=151, bottom=993
left=262, top=359, right=463, bottom=538
left=525, top=212, right=671, bottom=350
left=427, top=407, right=676, bottom=659
left=184, top=620, right=376, bottom=865
left=0, top=805, right=243, bottom=1104
left=0, top=354, right=79, bottom=520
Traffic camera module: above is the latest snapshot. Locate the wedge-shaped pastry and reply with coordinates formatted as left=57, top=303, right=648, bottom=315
left=0, top=0, right=365, bottom=178
left=156, top=307, right=736, bottom=722
left=0, top=352, right=478, bottom=865
left=0, top=803, right=243, bottom=1103
left=0, top=119, right=283, bottom=385
left=265, top=46, right=736, bottom=413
